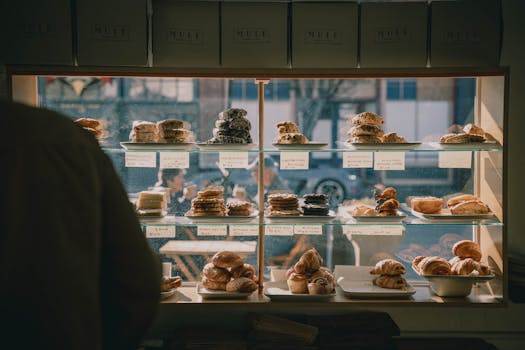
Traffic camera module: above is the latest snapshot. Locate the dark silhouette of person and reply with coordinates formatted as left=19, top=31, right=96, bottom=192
left=0, top=101, right=161, bottom=350
left=153, top=168, right=196, bottom=216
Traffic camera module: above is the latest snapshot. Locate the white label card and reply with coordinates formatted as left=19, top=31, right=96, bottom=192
left=159, top=152, right=189, bottom=169
left=229, top=225, right=260, bottom=236
left=197, top=225, right=227, bottom=236
left=145, top=226, right=176, bottom=238
left=265, top=225, right=294, bottom=236
left=374, top=152, right=405, bottom=170
left=125, top=152, right=156, bottom=168
left=280, top=152, right=309, bottom=170
left=219, top=152, right=249, bottom=168
left=438, top=151, right=472, bottom=168
left=342, top=225, right=404, bottom=237
left=343, top=152, right=373, bottom=168
left=293, top=225, right=322, bottom=235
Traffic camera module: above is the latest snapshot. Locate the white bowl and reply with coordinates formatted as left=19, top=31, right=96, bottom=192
left=421, top=274, right=494, bottom=297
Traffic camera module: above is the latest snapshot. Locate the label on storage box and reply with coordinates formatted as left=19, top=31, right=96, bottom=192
left=145, top=226, right=176, bottom=238
left=373, top=152, right=405, bottom=170
left=342, top=225, right=404, bottom=237
left=280, top=152, right=309, bottom=170
left=293, top=225, right=322, bottom=235
left=219, top=152, right=249, bottom=168
left=159, top=152, right=189, bottom=169
left=438, top=151, right=472, bottom=168
left=229, top=225, right=260, bottom=236
left=125, top=152, right=156, bottom=168
left=197, top=225, right=227, bottom=236
left=265, top=225, right=294, bottom=236
left=343, top=152, right=373, bottom=168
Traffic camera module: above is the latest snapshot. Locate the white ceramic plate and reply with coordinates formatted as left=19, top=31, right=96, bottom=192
left=265, top=211, right=336, bottom=223
left=344, top=142, right=421, bottom=150
left=351, top=210, right=406, bottom=223
left=120, top=142, right=195, bottom=150
left=429, top=141, right=501, bottom=150
left=411, top=208, right=495, bottom=221
left=338, top=279, right=416, bottom=299
left=186, top=210, right=259, bottom=223
left=264, top=281, right=336, bottom=301
left=160, top=288, right=178, bottom=299
left=272, top=142, right=328, bottom=150
left=195, top=143, right=257, bottom=150
left=196, top=283, right=254, bottom=300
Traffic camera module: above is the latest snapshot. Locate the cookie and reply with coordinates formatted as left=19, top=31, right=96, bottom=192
left=218, top=108, right=248, bottom=120
left=302, top=204, right=330, bottom=216
left=197, top=186, right=224, bottom=197
left=348, top=125, right=384, bottom=137
left=276, top=121, right=300, bottom=134
left=303, top=193, right=328, bottom=205
left=213, top=128, right=252, bottom=139
left=275, top=133, right=308, bottom=144
left=351, top=112, right=384, bottom=126
left=347, top=135, right=382, bottom=143
left=207, top=135, right=251, bottom=144
left=268, top=209, right=302, bottom=216
left=215, top=118, right=251, bottom=131
left=157, top=119, right=185, bottom=131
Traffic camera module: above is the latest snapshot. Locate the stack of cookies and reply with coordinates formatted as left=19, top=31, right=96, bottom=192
left=186, top=186, right=227, bottom=217
left=301, top=194, right=330, bottom=216
left=130, top=120, right=158, bottom=143
left=274, top=121, right=309, bottom=144
left=267, top=193, right=302, bottom=216
left=135, top=191, right=167, bottom=217
left=157, top=119, right=192, bottom=143
left=226, top=200, right=254, bottom=216
left=347, top=112, right=384, bottom=143
left=207, top=108, right=253, bottom=144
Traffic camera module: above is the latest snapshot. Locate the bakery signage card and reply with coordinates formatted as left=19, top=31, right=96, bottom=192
left=293, top=225, right=322, bottom=235
left=219, top=152, right=249, bottom=168
left=159, top=152, right=190, bottom=169
left=438, top=151, right=472, bottom=168
left=145, top=226, right=175, bottom=238
left=265, top=225, right=294, bottom=236
left=125, top=152, right=156, bottom=167
left=373, top=152, right=405, bottom=170
left=342, top=225, right=404, bottom=237
left=197, top=225, right=227, bottom=236
left=343, top=152, right=373, bottom=168
left=229, top=225, right=259, bottom=236
left=280, top=152, right=309, bottom=170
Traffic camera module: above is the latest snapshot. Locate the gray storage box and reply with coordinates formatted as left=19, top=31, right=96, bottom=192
left=360, top=2, right=428, bottom=68
left=76, top=0, right=148, bottom=66
left=152, top=1, right=219, bottom=67
left=430, top=0, right=501, bottom=67
left=0, top=0, right=72, bottom=65
left=221, top=2, right=289, bottom=68
left=292, top=1, right=358, bottom=68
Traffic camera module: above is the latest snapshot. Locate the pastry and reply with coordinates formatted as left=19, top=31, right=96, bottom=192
left=463, top=123, right=484, bottom=136
left=201, top=276, right=227, bottom=291
left=75, top=117, right=101, bottom=130
left=287, top=273, right=308, bottom=294
left=302, top=204, right=330, bottom=216
left=202, top=263, right=231, bottom=283
left=475, top=262, right=491, bottom=275
left=267, top=209, right=302, bottom=216
left=412, top=255, right=426, bottom=273
left=373, top=275, right=407, bottom=289
left=381, top=132, right=407, bottom=143
left=211, top=251, right=244, bottom=269
left=348, top=124, right=384, bottom=137
left=303, top=193, right=328, bottom=204
left=161, top=276, right=182, bottom=292
left=157, top=119, right=185, bottom=130
left=370, top=259, right=406, bottom=275
left=197, top=186, right=224, bottom=198
left=377, top=187, right=397, bottom=199
left=452, top=240, right=482, bottom=261
left=351, top=205, right=376, bottom=216
left=231, top=263, right=257, bottom=281
left=418, top=256, right=451, bottom=275
left=449, top=200, right=490, bottom=215
left=275, top=132, right=309, bottom=144
left=307, top=278, right=332, bottom=295
left=226, top=277, right=258, bottom=293
left=411, top=197, right=443, bottom=214
left=446, top=194, right=478, bottom=208
left=351, top=112, right=384, bottom=126
left=159, top=128, right=191, bottom=143
left=226, top=200, right=253, bottom=216
left=296, top=248, right=323, bottom=273
left=450, top=258, right=478, bottom=275
left=208, top=108, right=252, bottom=144
left=276, top=121, right=300, bottom=134
left=376, top=198, right=400, bottom=212
left=440, top=133, right=470, bottom=143
left=347, top=135, right=382, bottom=143
left=448, top=256, right=462, bottom=265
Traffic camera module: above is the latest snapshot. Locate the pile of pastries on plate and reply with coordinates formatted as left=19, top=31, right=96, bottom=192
left=74, top=117, right=106, bottom=140
left=440, top=123, right=497, bottom=144
left=266, top=193, right=331, bottom=217
left=286, top=249, right=336, bottom=295
left=410, top=194, right=491, bottom=215
left=201, top=251, right=258, bottom=293
left=370, top=258, right=407, bottom=289
left=351, top=187, right=400, bottom=217
left=161, top=275, right=182, bottom=292
left=135, top=190, right=168, bottom=217
left=346, top=112, right=407, bottom=144
left=185, top=185, right=253, bottom=217
left=274, top=121, right=309, bottom=144
left=206, top=108, right=253, bottom=144
left=129, top=119, right=192, bottom=143
left=412, top=240, right=491, bottom=276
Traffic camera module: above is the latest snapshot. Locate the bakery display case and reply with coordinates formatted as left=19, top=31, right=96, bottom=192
left=8, top=67, right=506, bottom=307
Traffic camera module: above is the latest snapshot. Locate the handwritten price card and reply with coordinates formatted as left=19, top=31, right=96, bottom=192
left=229, top=225, right=259, bottom=236
left=159, top=152, right=189, bottom=169
left=343, top=152, right=373, bottom=168
left=265, top=225, right=294, bottom=236
left=197, top=225, right=227, bottom=236
left=219, top=152, right=249, bottom=168
left=125, top=152, right=156, bottom=168
left=438, top=151, right=472, bottom=168
left=280, top=152, right=309, bottom=170
left=374, top=152, right=405, bottom=170
left=145, top=226, right=176, bottom=238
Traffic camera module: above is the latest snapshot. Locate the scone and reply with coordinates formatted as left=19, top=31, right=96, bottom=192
left=276, top=133, right=309, bottom=144
left=348, top=124, right=384, bottom=137
left=351, top=112, right=384, bottom=126
left=381, top=132, right=407, bottom=143
left=276, top=121, right=300, bottom=134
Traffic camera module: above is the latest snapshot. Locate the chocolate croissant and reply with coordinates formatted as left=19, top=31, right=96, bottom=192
left=418, top=256, right=451, bottom=275
left=370, top=258, right=406, bottom=275
left=373, top=275, right=407, bottom=289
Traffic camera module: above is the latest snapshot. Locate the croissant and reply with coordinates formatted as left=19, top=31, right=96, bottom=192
left=412, top=255, right=426, bottom=273
left=297, top=248, right=322, bottom=273
left=376, top=198, right=400, bottom=212
left=452, top=240, right=482, bottom=261
left=230, top=263, right=257, bottom=281
left=378, top=187, right=397, bottom=199
left=448, top=256, right=462, bottom=266
left=226, top=277, right=258, bottom=293
left=418, top=256, right=451, bottom=275
left=370, top=258, right=406, bottom=275
left=202, top=263, right=231, bottom=283
left=211, top=251, right=244, bottom=269
left=373, top=275, right=407, bottom=289
left=475, top=262, right=492, bottom=275
left=451, top=258, right=477, bottom=275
